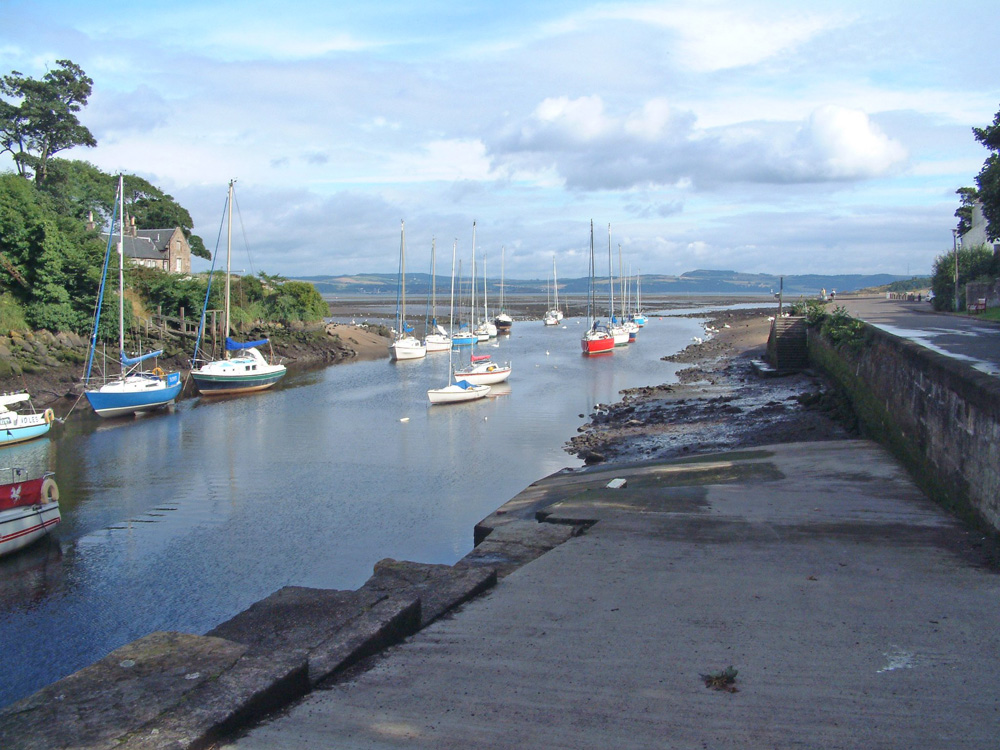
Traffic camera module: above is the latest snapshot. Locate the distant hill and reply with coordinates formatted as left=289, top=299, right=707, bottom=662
left=296, top=269, right=912, bottom=297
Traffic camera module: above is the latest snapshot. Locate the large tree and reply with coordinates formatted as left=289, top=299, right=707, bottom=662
left=0, top=59, right=96, bottom=185
left=973, top=104, right=1000, bottom=242
left=954, top=186, right=979, bottom=235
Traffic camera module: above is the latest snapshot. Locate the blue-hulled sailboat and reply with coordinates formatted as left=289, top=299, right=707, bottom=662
left=83, top=175, right=182, bottom=418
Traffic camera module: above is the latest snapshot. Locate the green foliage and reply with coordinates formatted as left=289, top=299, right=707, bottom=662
left=883, top=277, right=932, bottom=293
left=955, top=187, right=979, bottom=236
left=0, top=172, right=104, bottom=333
left=819, top=305, right=867, bottom=350
left=929, top=244, right=998, bottom=311
left=0, top=60, right=96, bottom=185
left=0, top=292, right=28, bottom=331
left=973, top=105, right=1000, bottom=242
left=788, top=298, right=827, bottom=323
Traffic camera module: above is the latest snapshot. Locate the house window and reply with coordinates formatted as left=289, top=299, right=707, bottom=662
left=176, top=258, right=182, bottom=272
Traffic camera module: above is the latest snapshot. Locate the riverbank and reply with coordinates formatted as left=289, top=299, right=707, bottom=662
left=0, top=322, right=390, bottom=416
left=567, top=306, right=853, bottom=465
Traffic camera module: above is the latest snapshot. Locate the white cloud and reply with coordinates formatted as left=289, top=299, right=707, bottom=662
left=488, top=97, right=907, bottom=190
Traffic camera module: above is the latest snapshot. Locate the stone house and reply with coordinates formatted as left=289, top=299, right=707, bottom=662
left=98, top=220, right=192, bottom=274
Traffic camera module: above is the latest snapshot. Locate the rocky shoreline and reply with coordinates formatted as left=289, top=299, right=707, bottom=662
left=566, top=307, right=854, bottom=465
left=0, top=322, right=390, bottom=416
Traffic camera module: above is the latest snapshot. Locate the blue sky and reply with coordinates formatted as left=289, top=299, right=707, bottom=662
left=2, top=0, right=998, bottom=280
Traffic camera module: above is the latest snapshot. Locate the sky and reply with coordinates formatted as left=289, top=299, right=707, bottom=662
left=2, top=0, right=998, bottom=281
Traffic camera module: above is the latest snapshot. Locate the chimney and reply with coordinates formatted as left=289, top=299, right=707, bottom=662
left=86, top=211, right=95, bottom=231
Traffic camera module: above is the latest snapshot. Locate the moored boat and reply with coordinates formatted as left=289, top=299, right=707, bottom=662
left=191, top=180, right=287, bottom=394
left=0, top=394, right=55, bottom=447
left=84, top=175, right=183, bottom=417
left=428, top=233, right=491, bottom=404
left=454, top=353, right=512, bottom=386
left=0, top=469, right=60, bottom=558
left=582, top=221, right=615, bottom=356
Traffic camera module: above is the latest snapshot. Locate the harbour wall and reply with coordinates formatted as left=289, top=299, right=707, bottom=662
left=809, top=324, right=1000, bottom=533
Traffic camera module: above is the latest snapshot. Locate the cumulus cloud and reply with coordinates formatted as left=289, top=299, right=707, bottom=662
left=487, top=97, right=907, bottom=190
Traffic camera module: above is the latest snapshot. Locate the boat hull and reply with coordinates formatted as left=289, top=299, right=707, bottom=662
left=0, top=502, right=61, bottom=557
left=581, top=334, right=615, bottom=355
left=424, top=334, right=452, bottom=352
left=0, top=474, right=60, bottom=558
left=191, top=349, right=286, bottom=396
left=427, top=383, right=491, bottom=404
left=0, top=412, right=52, bottom=446
left=453, top=364, right=512, bottom=385
left=389, top=336, right=427, bottom=361
left=85, top=374, right=183, bottom=418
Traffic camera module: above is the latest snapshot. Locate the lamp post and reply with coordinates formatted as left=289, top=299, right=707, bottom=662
left=952, top=229, right=960, bottom=312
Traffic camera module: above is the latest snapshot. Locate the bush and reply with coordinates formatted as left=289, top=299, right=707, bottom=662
left=820, top=305, right=867, bottom=350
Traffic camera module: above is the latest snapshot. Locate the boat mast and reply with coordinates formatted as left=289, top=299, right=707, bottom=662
left=471, top=221, right=477, bottom=329
left=431, top=237, right=436, bottom=324
left=619, top=243, right=626, bottom=321
left=224, top=180, right=233, bottom=357
left=117, top=174, right=125, bottom=375
left=499, top=246, right=505, bottom=312
left=588, top=220, right=595, bottom=326
left=482, top=249, right=488, bottom=324
left=553, top=255, right=559, bottom=314
left=607, top=223, right=615, bottom=322
left=399, top=219, right=406, bottom=338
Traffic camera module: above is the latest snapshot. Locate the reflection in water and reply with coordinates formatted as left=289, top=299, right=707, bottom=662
left=0, top=311, right=711, bottom=708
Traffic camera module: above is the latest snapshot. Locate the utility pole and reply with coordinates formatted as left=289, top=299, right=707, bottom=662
left=952, top=229, right=960, bottom=312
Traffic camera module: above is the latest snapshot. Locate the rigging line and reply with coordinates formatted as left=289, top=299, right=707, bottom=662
left=192, top=191, right=230, bottom=363
left=231, top=190, right=257, bottom=280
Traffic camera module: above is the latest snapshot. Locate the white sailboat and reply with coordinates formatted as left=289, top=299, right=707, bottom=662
left=607, top=224, right=629, bottom=347
left=476, top=249, right=497, bottom=339
left=428, top=234, right=491, bottom=404
left=423, top=238, right=452, bottom=352
left=190, top=180, right=287, bottom=395
left=84, top=174, right=183, bottom=417
left=389, top=220, right=427, bottom=361
left=493, top=245, right=512, bottom=333
left=544, top=255, right=562, bottom=325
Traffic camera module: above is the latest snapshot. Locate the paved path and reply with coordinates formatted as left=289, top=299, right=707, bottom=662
left=224, top=441, right=1000, bottom=749
left=837, top=296, right=1000, bottom=376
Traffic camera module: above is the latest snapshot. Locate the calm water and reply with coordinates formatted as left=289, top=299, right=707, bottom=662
left=0, top=309, right=710, bottom=707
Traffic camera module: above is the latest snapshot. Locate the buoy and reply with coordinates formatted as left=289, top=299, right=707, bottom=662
left=41, top=477, right=59, bottom=502
left=43, top=408, right=55, bottom=424
left=399, top=417, right=410, bottom=422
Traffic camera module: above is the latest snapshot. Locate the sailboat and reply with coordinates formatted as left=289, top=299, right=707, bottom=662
left=633, top=269, right=647, bottom=327
left=423, top=238, right=452, bottom=352
left=428, top=234, right=491, bottom=404
left=388, top=220, right=427, bottom=361
left=84, top=175, right=183, bottom=417
left=190, top=181, right=287, bottom=395
left=493, top=245, right=512, bottom=334
left=581, top=221, right=614, bottom=355
left=450, top=249, right=477, bottom=347
left=607, top=225, right=629, bottom=347
left=543, top=255, right=562, bottom=325
left=475, top=249, right=497, bottom=339
left=620, top=246, right=639, bottom=343
left=0, top=393, right=55, bottom=447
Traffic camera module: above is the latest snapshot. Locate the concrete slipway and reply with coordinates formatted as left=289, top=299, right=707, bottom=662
left=225, top=440, right=1000, bottom=749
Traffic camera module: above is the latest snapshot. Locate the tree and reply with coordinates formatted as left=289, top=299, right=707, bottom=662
left=0, top=60, right=97, bottom=185
left=973, top=104, right=1000, bottom=242
left=930, top=243, right=999, bottom=312
left=954, top=187, right=979, bottom=235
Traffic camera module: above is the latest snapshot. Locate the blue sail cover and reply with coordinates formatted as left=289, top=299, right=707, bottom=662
left=120, top=349, right=164, bottom=366
left=403, top=324, right=414, bottom=333
left=226, top=337, right=269, bottom=351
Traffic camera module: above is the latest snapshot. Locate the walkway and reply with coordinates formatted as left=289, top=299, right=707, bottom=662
left=224, top=440, right=1000, bottom=749
left=837, top=296, right=1000, bottom=376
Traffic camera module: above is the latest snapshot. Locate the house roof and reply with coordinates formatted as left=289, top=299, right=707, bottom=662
left=98, top=229, right=179, bottom=261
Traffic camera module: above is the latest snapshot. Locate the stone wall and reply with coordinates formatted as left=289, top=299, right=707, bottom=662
left=809, top=325, right=1000, bottom=532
